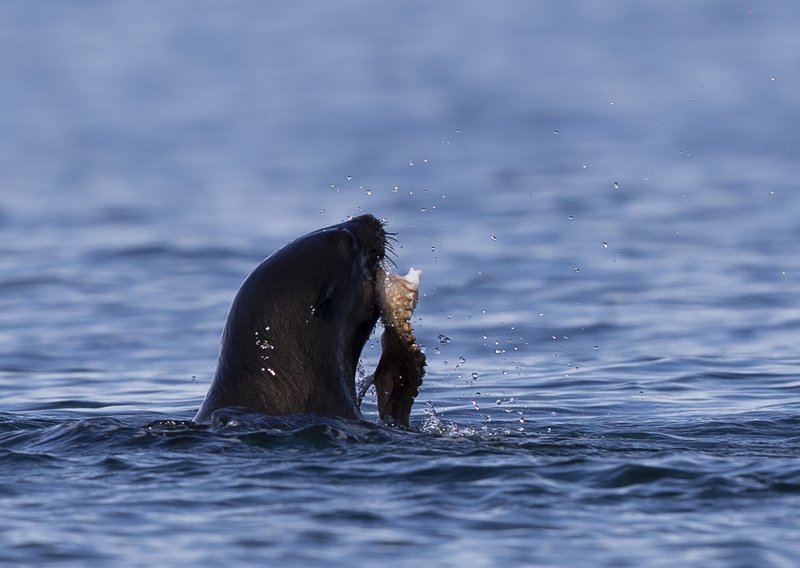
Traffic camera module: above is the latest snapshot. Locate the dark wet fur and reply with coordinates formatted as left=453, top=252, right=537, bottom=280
left=194, top=215, right=386, bottom=423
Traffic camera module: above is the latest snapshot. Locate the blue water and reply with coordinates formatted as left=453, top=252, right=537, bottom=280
left=2, top=1, right=800, bottom=565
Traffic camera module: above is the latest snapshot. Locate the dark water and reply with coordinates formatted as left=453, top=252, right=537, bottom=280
left=2, top=1, right=800, bottom=566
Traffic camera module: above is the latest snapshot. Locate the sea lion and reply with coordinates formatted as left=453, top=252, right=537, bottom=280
left=193, top=214, right=425, bottom=427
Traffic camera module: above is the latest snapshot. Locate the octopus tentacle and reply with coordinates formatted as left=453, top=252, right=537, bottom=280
left=372, top=264, right=426, bottom=427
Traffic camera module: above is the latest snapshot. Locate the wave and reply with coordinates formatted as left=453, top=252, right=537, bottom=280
left=3, top=407, right=800, bottom=500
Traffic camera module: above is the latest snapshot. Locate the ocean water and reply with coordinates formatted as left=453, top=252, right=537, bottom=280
left=2, top=1, right=800, bottom=566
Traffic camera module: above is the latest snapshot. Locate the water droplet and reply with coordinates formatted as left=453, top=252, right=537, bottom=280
left=392, top=186, right=399, bottom=193
left=409, top=160, right=415, bottom=167
left=553, top=130, right=560, bottom=135
left=346, top=175, right=353, bottom=181
left=471, top=371, right=480, bottom=380
left=574, top=267, right=581, bottom=272
left=490, top=234, right=497, bottom=241
left=365, top=188, right=372, bottom=196
left=602, top=242, right=608, bottom=248
left=568, top=215, right=575, bottom=220
left=437, top=334, right=451, bottom=344
left=613, top=181, right=619, bottom=189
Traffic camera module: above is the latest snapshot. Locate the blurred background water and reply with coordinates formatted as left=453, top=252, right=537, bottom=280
left=1, top=1, right=799, bottom=566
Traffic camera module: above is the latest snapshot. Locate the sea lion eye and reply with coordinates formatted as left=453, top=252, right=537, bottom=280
left=312, top=284, right=337, bottom=318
